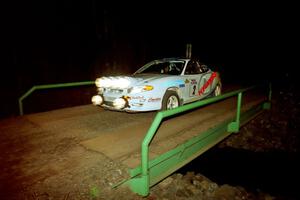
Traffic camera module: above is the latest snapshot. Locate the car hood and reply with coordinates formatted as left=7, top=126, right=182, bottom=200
left=97, top=74, right=171, bottom=89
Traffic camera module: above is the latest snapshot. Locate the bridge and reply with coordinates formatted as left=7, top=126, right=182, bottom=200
left=1, top=83, right=271, bottom=197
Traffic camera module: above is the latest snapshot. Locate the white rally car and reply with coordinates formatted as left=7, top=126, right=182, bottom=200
left=91, top=58, right=221, bottom=112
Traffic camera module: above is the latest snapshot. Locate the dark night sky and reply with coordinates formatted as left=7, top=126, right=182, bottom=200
left=1, top=1, right=297, bottom=117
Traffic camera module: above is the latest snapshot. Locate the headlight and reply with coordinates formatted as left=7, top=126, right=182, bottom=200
left=129, top=85, right=153, bottom=94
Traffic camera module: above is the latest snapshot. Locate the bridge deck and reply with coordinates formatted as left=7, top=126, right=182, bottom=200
left=0, top=87, right=266, bottom=198
left=81, top=91, right=265, bottom=168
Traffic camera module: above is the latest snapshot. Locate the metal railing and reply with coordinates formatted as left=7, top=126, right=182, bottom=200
left=18, top=81, right=94, bottom=115
left=133, top=83, right=271, bottom=196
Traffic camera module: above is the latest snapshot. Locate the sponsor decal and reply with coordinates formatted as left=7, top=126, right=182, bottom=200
left=198, top=72, right=217, bottom=95
left=148, top=97, right=161, bottom=102
left=131, top=103, right=143, bottom=107
left=131, top=96, right=146, bottom=102
left=179, top=84, right=185, bottom=88
left=131, top=96, right=145, bottom=99
left=191, top=79, right=197, bottom=85
left=185, top=79, right=190, bottom=84
left=163, top=80, right=184, bottom=87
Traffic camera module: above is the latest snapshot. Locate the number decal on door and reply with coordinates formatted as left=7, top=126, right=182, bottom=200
left=189, top=79, right=198, bottom=97
left=192, top=85, right=196, bottom=95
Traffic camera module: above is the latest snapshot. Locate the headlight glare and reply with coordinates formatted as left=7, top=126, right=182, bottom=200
left=117, top=79, right=130, bottom=88
left=91, top=95, right=103, bottom=105
left=113, top=98, right=127, bottom=109
left=95, top=78, right=102, bottom=87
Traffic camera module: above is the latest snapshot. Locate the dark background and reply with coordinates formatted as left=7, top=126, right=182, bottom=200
left=1, top=1, right=297, bottom=118
left=1, top=2, right=299, bottom=199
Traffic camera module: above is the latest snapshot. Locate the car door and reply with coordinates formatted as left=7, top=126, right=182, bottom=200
left=182, top=61, right=206, bottom=103
left=198, top=64, right=214, bottom=97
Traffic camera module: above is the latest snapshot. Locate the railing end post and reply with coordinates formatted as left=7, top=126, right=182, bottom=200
left=129, top=174, right=150, bottom=197
left=227, top=121, right=239, bottom=133
left=263, top=102, right=271, bottom=110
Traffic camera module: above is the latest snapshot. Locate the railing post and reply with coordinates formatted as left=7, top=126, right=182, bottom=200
left=227, top=92, right=242, bottom=133
left=18, top=99, right=23, bottom=116
left=18, top=86, right=36, bottom=116
left=236, top=92, right=242, bottom=125
left=129, top=112, right=163, bottom=196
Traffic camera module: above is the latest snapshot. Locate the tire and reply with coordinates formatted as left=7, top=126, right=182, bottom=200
left=161, top=91, right=180, bottom=111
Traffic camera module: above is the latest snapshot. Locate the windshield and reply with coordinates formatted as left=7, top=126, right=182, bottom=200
left=136, top=61, right=185, bottom=75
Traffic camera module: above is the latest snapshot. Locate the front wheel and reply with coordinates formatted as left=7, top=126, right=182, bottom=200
left=161, top=91, right=180, bottom=111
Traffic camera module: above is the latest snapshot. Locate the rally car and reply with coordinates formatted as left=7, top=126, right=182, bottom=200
left=91, top=58, right=221, bottom=112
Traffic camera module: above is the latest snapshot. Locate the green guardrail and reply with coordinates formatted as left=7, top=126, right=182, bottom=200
left=127, top=83, right=272, bottom=196
left=18, top=81, right=94, bottom=115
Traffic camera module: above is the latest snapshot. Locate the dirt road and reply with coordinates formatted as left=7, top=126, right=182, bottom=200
left=0, top=87, right=267, bottom=199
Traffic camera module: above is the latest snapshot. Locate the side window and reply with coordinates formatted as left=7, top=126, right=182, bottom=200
left=185, top=62, right=193, bottom=74
left=200, top=64, right=209, bottom=73
left=185, top=61, right=202, bottom=74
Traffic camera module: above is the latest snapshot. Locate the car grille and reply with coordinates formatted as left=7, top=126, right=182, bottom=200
left=103, top=101, right=114, bottom=107
left=103, top=87, right=128, bottom=103
left=105, top=88, right=125, bottom=93
left=104, top=96, right=116, bottom=102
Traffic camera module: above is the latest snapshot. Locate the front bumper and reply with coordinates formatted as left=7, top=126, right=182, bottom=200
left=100, top=94, right=162, bottom=112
